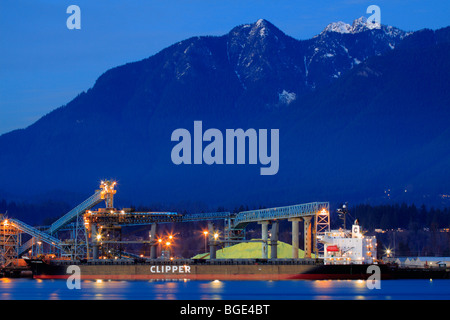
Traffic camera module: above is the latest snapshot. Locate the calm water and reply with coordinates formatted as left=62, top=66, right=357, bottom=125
left=1, top=278, right=450, bottom=300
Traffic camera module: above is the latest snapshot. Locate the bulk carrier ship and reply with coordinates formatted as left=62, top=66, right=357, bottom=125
left=3, top=180, right=447, bottom=280
left=26, top=258, right=384, bottom=280
left=26, top=256, right=450, bottom=281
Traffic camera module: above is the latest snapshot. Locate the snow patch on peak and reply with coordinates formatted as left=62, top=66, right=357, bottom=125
left=324, top=21, right=353, bottom=34
left=323, top=16, right=382, bottom=34
left=279, top=90, right=296, bottom=105
left=352, top=16, right=368, bottom=28
left=352, top=16, right=380, bottom=32
left=260, top=27, right=267, bottom=37
left=256, top=19, right=265, bottom=26
left=252, top=19, right=269, bottom=37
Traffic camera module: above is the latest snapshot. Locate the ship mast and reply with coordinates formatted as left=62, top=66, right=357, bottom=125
left=337, top=202, right=348, bottom=231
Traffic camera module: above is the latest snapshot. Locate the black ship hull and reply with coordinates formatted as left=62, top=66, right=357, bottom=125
left=26, top=259, right=450, bottom=280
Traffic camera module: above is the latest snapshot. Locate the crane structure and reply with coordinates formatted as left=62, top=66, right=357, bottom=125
left=0, top=180, right=330, bottom=265
left=0, top=216, right=21, bottom=267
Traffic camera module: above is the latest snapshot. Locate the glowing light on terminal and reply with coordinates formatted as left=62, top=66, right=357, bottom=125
left=385, top=248, right=393, bottom=257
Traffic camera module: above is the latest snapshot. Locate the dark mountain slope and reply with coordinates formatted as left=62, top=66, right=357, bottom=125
left=0, top=21, right=448, bottom=210
left=275, top=27, right=450, bottom=203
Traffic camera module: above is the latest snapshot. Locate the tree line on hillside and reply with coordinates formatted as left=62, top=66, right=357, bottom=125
left=1, top=199, right=449, bottom=232
left=0, top=199, right=71, bottom=226
left=350, top=203, right=450, bottom=232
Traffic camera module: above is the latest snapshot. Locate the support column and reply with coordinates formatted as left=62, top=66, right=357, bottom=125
left=149, top=223, right=157, bottom=259
left=289, top=218, right=302, bottom=259
left=31, top=237, right=35, bottom=257
left=304, top=216, right=312, bottom=258
left=207, top=222, right=214, bottom=235
left=270, top=221, right=279, bottom=260
left=208, top=222, right=216, bottom=260
left=210, top=240, right=217, bottom=260
left=92, top=224, right=99, bottom=260
left=259, top=221, right=270, bottom=259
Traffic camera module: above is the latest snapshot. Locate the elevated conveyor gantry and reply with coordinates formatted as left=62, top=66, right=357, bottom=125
left=48, top=180, right=117, bottom=234
left=225, top=202, right=330, bottom=259
left=232, top=202, right=329, bottom=229
left=16, top=180, right=117, bottom=256
left=8, top=219, right=65, bottom=253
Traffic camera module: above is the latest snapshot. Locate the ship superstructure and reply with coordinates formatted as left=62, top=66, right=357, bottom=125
left=322, top=220, right=377, bottom=265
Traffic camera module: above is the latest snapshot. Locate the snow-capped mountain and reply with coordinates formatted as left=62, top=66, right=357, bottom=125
left=222, top=18, right=409, bottom=101
left=307, top=17, right=409, bottom=88
left=0, top=19, right=449, bottom=210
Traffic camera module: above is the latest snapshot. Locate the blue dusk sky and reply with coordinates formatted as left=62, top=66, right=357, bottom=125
left=0, top=0, right=449, bottom=135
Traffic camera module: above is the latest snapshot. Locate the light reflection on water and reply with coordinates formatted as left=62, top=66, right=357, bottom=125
left=0, top=278, right=449, bottom=300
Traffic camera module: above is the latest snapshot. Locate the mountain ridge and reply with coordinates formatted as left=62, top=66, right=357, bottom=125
left=1, top=19, right=449, bottom=212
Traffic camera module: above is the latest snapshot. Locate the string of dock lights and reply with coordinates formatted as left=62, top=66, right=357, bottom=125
left=202, top=229, right=220, bottom=253
left=153, top=233, right=177, bottom=259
